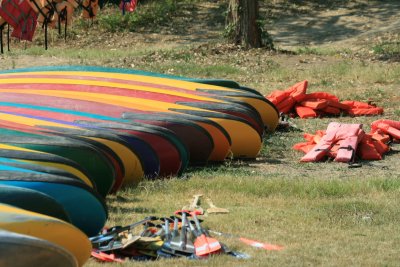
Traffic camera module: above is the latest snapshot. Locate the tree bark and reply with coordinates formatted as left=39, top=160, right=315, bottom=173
left=226, top=0, right=262, bottom=48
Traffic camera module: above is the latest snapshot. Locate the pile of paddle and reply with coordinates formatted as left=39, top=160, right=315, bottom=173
left=293, top=119, right=400, bottom=164
left=265, top=80, right=384, bottom=118
left=90, top=210, right=284, bottom=263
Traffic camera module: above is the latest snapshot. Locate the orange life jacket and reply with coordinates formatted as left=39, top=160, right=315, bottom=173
left=301, top=122, right=364, bottom=163
left=299, top=99, right=329, bottom=110
left=287, top=80, right=307, bottom=102
left=265, top=80, right=308, bottom=114
left=341, top=100, right=384, bottom=116
left=295, top=105, right=317, bottom=118
left=371, top=119, right=400, bottom=140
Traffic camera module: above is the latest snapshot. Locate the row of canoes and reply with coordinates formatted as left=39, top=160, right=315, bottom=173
left=0, top=65, right=279, bottom=266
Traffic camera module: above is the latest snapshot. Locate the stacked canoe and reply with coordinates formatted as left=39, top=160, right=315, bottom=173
left=0, top=65, right=279, bottom=265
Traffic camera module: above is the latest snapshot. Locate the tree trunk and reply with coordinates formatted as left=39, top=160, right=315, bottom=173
left=226, top=0, right=262, bottom=48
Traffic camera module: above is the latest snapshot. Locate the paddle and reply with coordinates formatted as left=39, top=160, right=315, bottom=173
left=169, top=213, right=193, bottom=256
left=208, top=230, right=284, bottom=251
left=158, top=218, right=175, bottom=258
left=160, top=215, right=192, bottom=257
left=90, top=216, right=158, bottom=247
left=184, top=210, right=222, bottom=256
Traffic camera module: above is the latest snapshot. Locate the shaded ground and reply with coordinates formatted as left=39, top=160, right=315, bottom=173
left=2, top=0, right=400, bottom=67
left=266, top=0, right=400, bottom=50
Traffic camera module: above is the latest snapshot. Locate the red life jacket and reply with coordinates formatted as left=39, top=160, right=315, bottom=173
left=0, top=0, right=37, bottom=41
left=371, top=119, right=400, bottom=140
left=120, top=0, right=137, bottom=14
left=301, top=122, right=364, bottom=163
left=295, top=106, right=316, bottom=118
left=341, top=100, right=384, bottom=116
left=265, top=80, right=307, bottom=114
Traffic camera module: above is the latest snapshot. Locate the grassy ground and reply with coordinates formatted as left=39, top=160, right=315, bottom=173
left=1, top=0, right=400, bottom=266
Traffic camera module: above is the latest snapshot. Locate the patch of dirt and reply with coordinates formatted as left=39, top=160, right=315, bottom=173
left=267, top=0, right=400, bottom=51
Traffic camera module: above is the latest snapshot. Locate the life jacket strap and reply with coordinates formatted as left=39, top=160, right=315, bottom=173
left=0, top=23, right=3, bottom=54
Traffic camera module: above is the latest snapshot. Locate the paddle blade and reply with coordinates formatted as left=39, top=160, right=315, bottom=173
left=194, top=234, right=222, bottom=256
left=239, top=237, right=284, bottom=251
left=91, top=250, right=125, bottom=263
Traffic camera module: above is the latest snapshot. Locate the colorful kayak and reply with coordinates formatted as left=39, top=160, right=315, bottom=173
left=0, top=164, right=108, bottom=236
left=0, top=143, right=94, bottom=188
left=0, top=91, right=219, bottom=162
left=0, top=78, right=264, bottom=134
left=0, top=92, right=229, bottom=162
left=0, top=65, right=279, bottom=131
left=0, top=104, right=177, bottom=179
left=0, top=230, right=78, bottom=267
left=0, top=204, right=91, bottom=266
left=0, top=111, right=145, bottom=187
left=0, top=183, right=70, bottom=222
left=0, top=90, right=262, bottom=158
left=0, top=125, right=116, bottom=196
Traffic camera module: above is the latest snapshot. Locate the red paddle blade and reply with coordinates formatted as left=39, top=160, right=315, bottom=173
left=194, top=235, right=222, bottom=256
left=239, top=237, right=284, bottom=251
left=91, top=250, right=125, bottom=262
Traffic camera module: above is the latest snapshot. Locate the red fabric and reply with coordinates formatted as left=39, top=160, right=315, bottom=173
left=303, top=92, right=339, bottom=102
left=266, top=81, right=384, bottom=118
left=357, top=135, right=382, bottom=160
left=321, top=106, right=341, bottom=115
left=299, top=99, right=329, bottom=110
left=295, top=105, right=317, bottom=118
left=120, top=0, right=137, bottom=13
left=371, top=132, right=390, bottom=143
left=342, top=101, right=384, bottom=116
left=294, top=124, right=392, bottom=162
left=286, top=80, right=307, bottom=102
left=0, top=0, right=37, bottom=41
left=371, top=119, right=400, bottom=132
left=265, top=90, right=290, bottom=105
left=275, top=97, right=295, bottom=114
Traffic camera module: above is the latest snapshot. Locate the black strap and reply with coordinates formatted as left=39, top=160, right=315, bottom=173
left=81, top=0, right=95, bottom=18
left=30, top=0, right=57, bottom=50
left=338, top=145, right=362, bottom=168
left=7, top=23, right=10, bottom=51
left=64, top=8, right=67, bottom=41
left=0, top=23, right=3, bottom=54
left=44, top=21, right=48, bottom=50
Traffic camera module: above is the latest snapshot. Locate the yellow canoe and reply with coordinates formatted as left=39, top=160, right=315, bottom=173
left=0, top=204, right=91, bottom=266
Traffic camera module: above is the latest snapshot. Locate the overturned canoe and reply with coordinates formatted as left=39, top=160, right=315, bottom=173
left=0, top=92, right=229, bottom=162
left=0, top=65, right=279, bottom=131
left=0, top=111, right=145, bottom=188
left=0, top=183, right=70, bottom=222
left=0, top=164, right=108, bottom=236
left=0, top=90, right=261, bottom=158
left=0, top=124, right=116, bottom=196
left=0, top=204, right=91, bottom=266
left=0, top=230, right=78, bottom=267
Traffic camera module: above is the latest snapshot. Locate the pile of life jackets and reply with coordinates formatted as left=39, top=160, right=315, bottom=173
left=265, top=81, right=384, bottom=118
left=293, top=119, right=400, bottom=163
